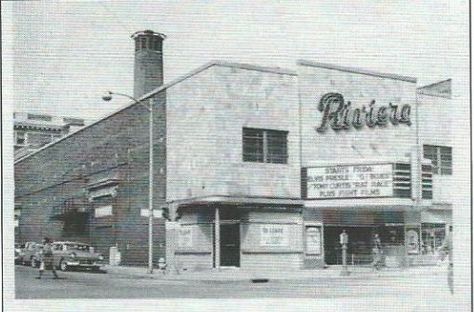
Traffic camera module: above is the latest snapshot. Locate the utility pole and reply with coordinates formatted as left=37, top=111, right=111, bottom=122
left=102, top=92, right=155, bottom=274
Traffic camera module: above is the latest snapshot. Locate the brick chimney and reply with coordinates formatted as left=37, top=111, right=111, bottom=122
left=131, top=30, right=166, bottom=98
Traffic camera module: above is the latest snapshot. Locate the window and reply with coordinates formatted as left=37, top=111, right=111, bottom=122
left=15, top=131, right=26, bottom=145
left=423, top=145, right=452, bottom=175
left=27, top=132, right=53, bottom=147
left=243, top=128, right=288, bottom=164
left=152, top=38, right=161, bottom=51
left=140, top=37, right=147, bottom=49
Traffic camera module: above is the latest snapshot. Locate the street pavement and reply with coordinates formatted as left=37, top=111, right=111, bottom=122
left=15, top=264, right=456, bottom=302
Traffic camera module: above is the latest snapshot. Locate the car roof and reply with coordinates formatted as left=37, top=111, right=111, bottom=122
left=53, top=241, right=90, bottom=245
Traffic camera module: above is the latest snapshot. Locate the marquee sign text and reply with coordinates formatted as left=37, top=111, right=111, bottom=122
left=306, top=164, right=393, bottom=199
left=316, top=93, right=411, bottom=132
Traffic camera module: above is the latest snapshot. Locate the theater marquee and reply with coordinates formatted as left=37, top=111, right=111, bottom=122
left=305, top=164, right=394, bottom=199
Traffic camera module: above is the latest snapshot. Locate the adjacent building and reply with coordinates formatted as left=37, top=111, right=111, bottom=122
left=14, top=30, right=456, bottom=270
left=14, top=112, right=85, bottom=159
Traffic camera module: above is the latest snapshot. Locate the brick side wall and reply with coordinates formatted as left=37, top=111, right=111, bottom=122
left=15, top=91, right=167, bottom=265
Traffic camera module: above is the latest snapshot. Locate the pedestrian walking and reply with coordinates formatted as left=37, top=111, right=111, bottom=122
left=439, top=226, right=454, bottom=294
left=371, top=233, right=383, bottom=271
left=36, top=237, right=58, bottom=279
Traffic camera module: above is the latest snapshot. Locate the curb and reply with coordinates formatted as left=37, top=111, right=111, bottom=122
left=102, top=265, right=446, bottom=283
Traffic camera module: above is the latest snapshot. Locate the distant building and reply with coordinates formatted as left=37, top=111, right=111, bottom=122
left=14, top=112, right=85, bottom=159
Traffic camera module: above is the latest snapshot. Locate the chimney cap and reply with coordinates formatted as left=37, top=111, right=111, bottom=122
left=131, top=30, right=166, bottom=40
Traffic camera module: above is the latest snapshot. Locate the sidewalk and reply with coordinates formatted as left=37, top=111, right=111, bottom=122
left=103, top=263, right=448, bottom=282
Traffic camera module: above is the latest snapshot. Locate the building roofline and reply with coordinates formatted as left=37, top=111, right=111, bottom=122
left=14, top=122, right=67, bottom=131
left=416, top=78, right=452, bottom=99
left=416, top=91, right=451, bottom=99
left=211, top=60, right=297, bottom=76
left=297, top=59, right=417, bottom=83
left=417, top=78, right=451, bottom=90
left=15, top=60, right=296, bottom=164
left=138, top=60, right=297, bottom=101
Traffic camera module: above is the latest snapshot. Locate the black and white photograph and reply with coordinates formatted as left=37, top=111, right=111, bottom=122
left=2, top=1, right=471, bottom=311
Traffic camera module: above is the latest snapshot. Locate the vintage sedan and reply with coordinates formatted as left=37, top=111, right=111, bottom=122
left=15, top=243, right=25, bottom=265
left=51, top=241, right=105, bottom=271
left=20, top=242, right=43, bottom=267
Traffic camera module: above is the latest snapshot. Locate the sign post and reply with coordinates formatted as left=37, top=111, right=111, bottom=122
left=340, top=230, right=350, bottom=276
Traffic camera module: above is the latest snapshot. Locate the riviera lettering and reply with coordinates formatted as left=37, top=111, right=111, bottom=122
left=315, top=93, right=411, bottom=132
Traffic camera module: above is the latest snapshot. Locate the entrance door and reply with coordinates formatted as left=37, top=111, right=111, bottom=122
left=324, top=226, right=374, bottom=265
left=220, top=223, right=240, bottom=267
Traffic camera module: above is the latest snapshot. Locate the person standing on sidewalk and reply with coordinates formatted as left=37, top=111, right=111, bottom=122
left=36, top=237, right=58, bottom=279
left=440, top=226, right=454, bottom=294
left=371, top=233, right=383, bottom=271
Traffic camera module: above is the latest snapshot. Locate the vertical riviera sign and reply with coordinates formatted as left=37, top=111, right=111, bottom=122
left=306, top=164, right=393, bottom=199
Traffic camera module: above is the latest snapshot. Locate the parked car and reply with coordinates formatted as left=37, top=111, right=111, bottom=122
left=15, top=243, right=25, bottom=264
left=20, top=242, right=43, bottom=267
left=51, top=241, right=104, bottom=271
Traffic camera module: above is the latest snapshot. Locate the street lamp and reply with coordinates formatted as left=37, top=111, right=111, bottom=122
left=102, top=91, right=155, bottom=274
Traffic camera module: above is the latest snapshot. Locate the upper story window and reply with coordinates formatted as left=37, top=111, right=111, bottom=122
left=243, top=128, right=288, bottom=164
left=423, top=145, right=452, bottom=175
left=28, top=132, right=53, bottom=147
left=15, top=131, right=26, bottom=145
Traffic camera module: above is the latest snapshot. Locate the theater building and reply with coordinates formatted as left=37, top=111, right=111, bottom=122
left=14, top=30, right=453, bottom=270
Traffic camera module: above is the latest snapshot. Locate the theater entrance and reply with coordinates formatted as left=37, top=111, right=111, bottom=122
left=323, top=225, right=405, bottom=265
left=213, top=208, right=241, bottom=268
left=324, top=226, right=375, bottom=265
left=219, top=223, right=240, bottom=267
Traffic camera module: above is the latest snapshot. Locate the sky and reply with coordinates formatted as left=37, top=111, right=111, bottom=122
left=3, top=0, right=469, bottom=121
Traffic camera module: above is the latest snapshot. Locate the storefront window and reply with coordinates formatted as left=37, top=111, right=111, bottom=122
left=421, top=223, right=446, bottom=254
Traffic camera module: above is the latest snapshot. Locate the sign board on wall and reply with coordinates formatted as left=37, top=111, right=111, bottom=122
left=305, top=226, right=321, bottom=255
left=306, top=164, right=393, bottom=199
left=178, top=227, right=193, bottom=248
left=260, top=224, right=289, bottom=247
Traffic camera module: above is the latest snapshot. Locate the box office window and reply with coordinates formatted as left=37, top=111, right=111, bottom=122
left=243, top=128, right=288, bottom=164
left=423, top=145, right=452, bottom=175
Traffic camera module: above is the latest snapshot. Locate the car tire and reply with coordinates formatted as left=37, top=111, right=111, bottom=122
left=60, top=259, right=68, bottom=271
